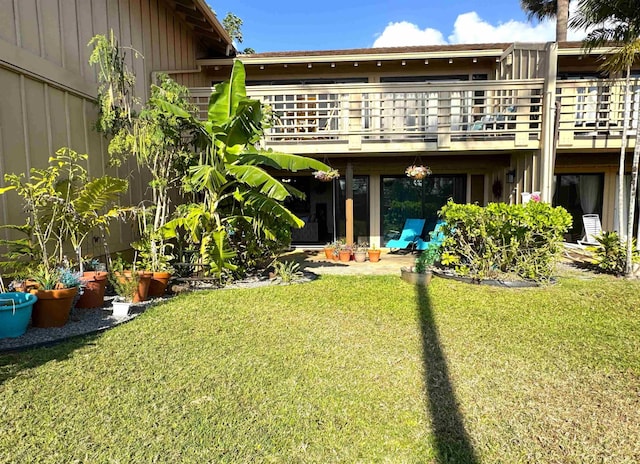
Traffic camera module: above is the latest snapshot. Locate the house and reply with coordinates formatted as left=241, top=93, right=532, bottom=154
left=185, top=42, right=639, bottom=248
left=0, top=0, right=232, bottom=251
left=1, top=2, right=636, bottom=252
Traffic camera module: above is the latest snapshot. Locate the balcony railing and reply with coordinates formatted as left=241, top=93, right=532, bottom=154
left=557, top=79, right=640, bottom=149
left=189, top=78, right=640, bottom=153
left=189, top=80, right=545, bottom=153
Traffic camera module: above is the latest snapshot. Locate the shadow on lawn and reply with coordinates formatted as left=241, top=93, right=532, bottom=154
left=0, top=334, right=100, bottom=386
left=416, top=283, right=478, bottom=464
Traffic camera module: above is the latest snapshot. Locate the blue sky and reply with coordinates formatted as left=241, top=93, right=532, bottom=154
left=207, top=0, right=585, bottom=52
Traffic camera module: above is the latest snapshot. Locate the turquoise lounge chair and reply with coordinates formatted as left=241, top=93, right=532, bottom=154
left=386, top=218, right=426, bottom=251
left=414, top=220, right=446, bottom=251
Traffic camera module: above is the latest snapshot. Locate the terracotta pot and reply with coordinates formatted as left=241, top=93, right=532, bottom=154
left=76, top=271, right=108, bottom=309
left=354, top=251, right=367, bottom=262
left=148, top=272, right=172, bottom=298
left=323, top=247, right=335, bottom=260
left=30, top=287, right=78, bottom=328
left=338, top=250, right=351, bottom=262
left=368, top=249, right=381, bottom=263
left=116, top=271, right=153, bottom=303
left=127, top=271, right=152, bottom=303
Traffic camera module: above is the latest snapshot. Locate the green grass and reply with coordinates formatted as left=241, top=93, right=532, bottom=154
left=1, top=273, right=639, bottom=463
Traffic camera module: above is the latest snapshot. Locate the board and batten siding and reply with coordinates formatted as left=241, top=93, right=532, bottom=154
left=0, top=0, right=207, bottom=253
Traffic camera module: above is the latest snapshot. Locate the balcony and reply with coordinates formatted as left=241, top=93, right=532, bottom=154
left=188, top=78, right=639, bottom=155
left=557, top=79, right=640, bottom=150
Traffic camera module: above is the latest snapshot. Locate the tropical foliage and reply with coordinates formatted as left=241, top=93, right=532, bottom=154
left=157, top=61, right=330, bottom=282
left=588, top=230, right=640, bottom=275
left=439, top=201, right=572, bottom=281
left=0, top=148, right=128, bottom=276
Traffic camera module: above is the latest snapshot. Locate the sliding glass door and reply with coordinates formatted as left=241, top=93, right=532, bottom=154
left=381, top=175, right=466, bottom=245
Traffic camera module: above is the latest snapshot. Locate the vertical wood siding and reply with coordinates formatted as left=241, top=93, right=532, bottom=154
left=0, top=0, right=204, bottom=250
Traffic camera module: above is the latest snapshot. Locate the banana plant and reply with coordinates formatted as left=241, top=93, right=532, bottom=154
left=158, top=60, right=330, bottom=281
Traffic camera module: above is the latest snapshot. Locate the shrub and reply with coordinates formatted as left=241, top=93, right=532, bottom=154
left=439, top=200, right=572, bottom=282
left=589, top=231, right=639, bottom=275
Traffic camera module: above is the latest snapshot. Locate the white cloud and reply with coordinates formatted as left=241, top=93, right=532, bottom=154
left=373, top=10, right=587, bottom=47
left=372, top=21, right=446, bottom=47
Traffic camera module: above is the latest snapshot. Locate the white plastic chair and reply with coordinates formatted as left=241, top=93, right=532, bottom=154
left=577, top=214, right=602, bottom=246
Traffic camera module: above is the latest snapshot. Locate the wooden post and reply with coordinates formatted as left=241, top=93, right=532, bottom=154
left=346, top=162, right=354, bottom=245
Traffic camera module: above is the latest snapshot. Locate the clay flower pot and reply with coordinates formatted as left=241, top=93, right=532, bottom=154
left=368, top=249, right=381, bottom=263
left=148, top=272, right=172, bottom=298
left=30, top=287, right=78, bottom=328
left=116, top=271, right=153, bottom=303
left=323, top=247, right=335, bottom=260
left=76, top=271, right=108, bottom=308
left=338, top=249, right=351, bottom=262
left=354, top=251, right=367, bottom=262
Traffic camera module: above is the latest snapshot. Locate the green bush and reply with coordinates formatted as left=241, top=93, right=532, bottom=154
left=439, top=200, right=572, bottom=282
left=589, top=231, right=639, bottom=275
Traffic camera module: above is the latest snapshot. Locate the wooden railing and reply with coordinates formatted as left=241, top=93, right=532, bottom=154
left=189, top=80, right=545, bottom=153
left=557, top=79, right=640, bottom=150
left=190, top=78, right=640, bottom=153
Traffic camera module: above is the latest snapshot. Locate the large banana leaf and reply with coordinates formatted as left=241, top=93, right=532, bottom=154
left=208, top=61, right=248, bottom=126
left=188, top=165, right=228, bottom=193
left=206, top=228, right=237, bottom=281
left=243, top=190, right=305, bottom=229
left=240, top=151, right=330, bottom=172
left=226, top=164, right=291, bottom=201
left=223, top=99, right=263, bottom=150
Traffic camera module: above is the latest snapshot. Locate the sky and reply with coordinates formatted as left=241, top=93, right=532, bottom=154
left=206, top=0, right=587, bottom=53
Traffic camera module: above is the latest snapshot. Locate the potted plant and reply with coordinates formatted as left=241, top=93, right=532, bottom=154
left=76, top=259, right=108, bottom=309
left=0, top=291, right=38, bottom=339
left=29, top=266, right=82, bottom=328
left=400, top=247, right=440, bottom=286
left=353, top=242, right=368, bottom=262
left=338, top=243, right=352, bottom=262
left=368, top=244, right=381, bottom=263
left=112, top=255, right=152, bottom=303
left=132, top=237, right=173, bottom=298
left=0, top=147, right=128, bottom=321
left=109, top=271, right=139, bottom=317
left=323, top=241, right=337, bottom=260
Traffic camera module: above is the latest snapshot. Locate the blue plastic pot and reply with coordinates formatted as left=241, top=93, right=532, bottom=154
left=0, top=292, right=38, bottom=339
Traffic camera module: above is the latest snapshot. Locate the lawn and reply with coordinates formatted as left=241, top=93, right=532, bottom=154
left=1, top=273, right=639, bottom=463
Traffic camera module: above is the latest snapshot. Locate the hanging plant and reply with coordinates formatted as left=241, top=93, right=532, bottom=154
left=313, top=169, right=340, bottom=182
left=405, top=165, right=432, bottom=180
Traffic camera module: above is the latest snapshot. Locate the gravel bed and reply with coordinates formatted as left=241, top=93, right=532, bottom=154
left=0, top=274, right=317, bottom=352
left=0, top=296, right=156, bottom=352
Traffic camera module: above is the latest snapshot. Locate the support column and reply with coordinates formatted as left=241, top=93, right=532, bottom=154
left=369, top=174, right=381, bottom=248
left=346, top=162, right=354, bottom=245
left=540, top=42, right=558, bottom=202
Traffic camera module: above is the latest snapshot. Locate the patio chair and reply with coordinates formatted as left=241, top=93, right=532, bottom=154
left=577, top=214, right=602, bottom=246
left=386, top=218, right=426, bottom=252
left=414, top=220, right=446, bottom=251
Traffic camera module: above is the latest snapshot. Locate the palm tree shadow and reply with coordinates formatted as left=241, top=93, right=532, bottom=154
left=416, top=283, right=478, bottom=464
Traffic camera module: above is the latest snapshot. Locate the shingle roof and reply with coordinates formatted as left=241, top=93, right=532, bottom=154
left=245, top=43, right=512, bottom=58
